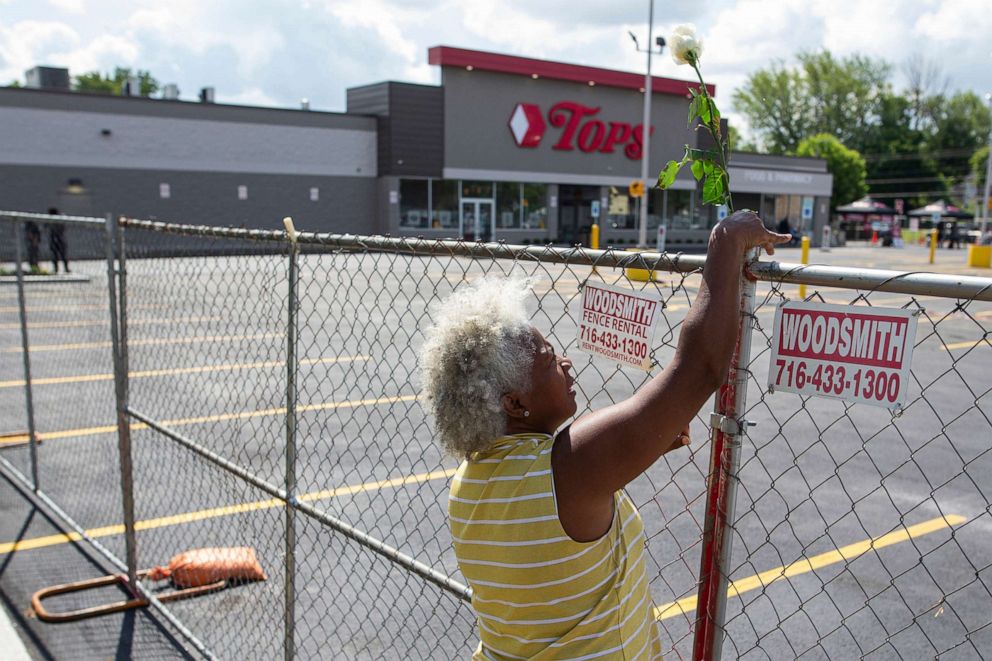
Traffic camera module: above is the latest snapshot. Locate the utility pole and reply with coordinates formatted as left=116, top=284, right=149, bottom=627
left=637, top=0, right=655, bottom=248
left=982, top=93, right=991, bottom=235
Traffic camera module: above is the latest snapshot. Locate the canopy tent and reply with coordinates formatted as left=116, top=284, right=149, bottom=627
left=908, top=200, right=974, bottom=220
left=835, top=197, right=896, bottom=215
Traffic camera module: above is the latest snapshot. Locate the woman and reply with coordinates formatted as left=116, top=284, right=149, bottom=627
left=421, top=211, right=789, bottom=659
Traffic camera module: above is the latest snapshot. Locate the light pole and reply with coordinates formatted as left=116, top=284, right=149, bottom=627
left=982, top=92, right=991, bottom=236
left=629, top=4, right=665, bottom=248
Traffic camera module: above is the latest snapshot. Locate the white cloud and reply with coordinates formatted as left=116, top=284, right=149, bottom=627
left=126, top=2, right=285, bottom=78
left=50, top=34, right=140, bottom=73
left=0, top=20, right=79, bottom=82
left=48, top=0, right=85, bottom=14
left=224, top=86, right=282, bottom=108
left=1, top=0, right=987, bottom=118
left=913, top=0, right=992, bottom=41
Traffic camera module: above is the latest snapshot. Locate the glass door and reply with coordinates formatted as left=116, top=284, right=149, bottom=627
left=461, top=199, right=495, bottom=241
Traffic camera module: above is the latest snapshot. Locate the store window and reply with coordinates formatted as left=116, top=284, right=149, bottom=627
left=646, top=189, right=664, bottom=230
left=497, top=182, right=521, bottom=228
left=668, top=190, right=693, bottom=229
left=462, top=180, right=493, bottom=198
left=431, top=179, right=459, bottom=229
left=522, top=184, right=548, bottom=229
left=607, top=186, right=635, bottom=229
left=399, top=179, right=429, bottom=228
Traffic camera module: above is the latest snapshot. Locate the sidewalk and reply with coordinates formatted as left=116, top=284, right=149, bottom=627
left=0, top=472, right=196, bottom=660
left=0, top=599, right=30, bottom=661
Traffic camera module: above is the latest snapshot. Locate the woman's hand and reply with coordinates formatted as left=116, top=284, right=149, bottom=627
left=668, top=426, right=691, bottom=454
left=712, top=210, right=792, bottom=256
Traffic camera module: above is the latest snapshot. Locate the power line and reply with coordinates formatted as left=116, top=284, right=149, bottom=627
left=860, top=148, right=977, bottom=162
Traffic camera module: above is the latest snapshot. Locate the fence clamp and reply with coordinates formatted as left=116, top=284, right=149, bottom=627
left=710, top=413, right=752, bottom=436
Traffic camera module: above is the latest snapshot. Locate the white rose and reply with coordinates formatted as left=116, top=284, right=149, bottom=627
left=670, top=23, right=703, bottom=66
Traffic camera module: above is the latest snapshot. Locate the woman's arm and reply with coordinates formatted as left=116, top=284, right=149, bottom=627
left=552, top=211, right=790, bottom=541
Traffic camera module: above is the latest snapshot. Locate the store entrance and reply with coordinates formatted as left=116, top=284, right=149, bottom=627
left=558, top=185, right=599, bottom=246
left=461, top=199, right=494, bottom=242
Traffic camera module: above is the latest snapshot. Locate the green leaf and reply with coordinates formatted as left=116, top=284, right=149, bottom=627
left=686, top=147, right=723, bottom=163
left=690, top=160, right=705, bottom=181
left=687, top=95, right=702, bottom=127
left=657, top=159, right=685, bottom=189
left=702, top=173, right=726, bottom=206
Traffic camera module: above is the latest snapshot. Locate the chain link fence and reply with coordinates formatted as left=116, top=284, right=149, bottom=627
left=1, top=210, right=990, bottom=660
left=0, top=212, right=127, bottom=559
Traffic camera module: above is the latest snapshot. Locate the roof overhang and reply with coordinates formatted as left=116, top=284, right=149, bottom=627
left=428, top=45, right=714, bottom=98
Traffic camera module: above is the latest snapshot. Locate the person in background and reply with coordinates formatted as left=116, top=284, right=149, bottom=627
left=24, top=220, right=41, bottom=271
left=948, top=221, right=960, bottom=250
left=47, top=208, right=70, bottom=273
left=421, top=211, right=790, bottom=660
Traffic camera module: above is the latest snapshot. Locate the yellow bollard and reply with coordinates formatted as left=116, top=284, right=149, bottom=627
left=590, top=223, right=599, bottom=275
left=799, top=235, right=810, bottom=299
left=929, top=228, right=938, bottom=265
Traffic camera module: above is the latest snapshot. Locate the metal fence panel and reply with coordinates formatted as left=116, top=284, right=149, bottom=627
left=716, top=280, right=992, bottom=660
left=0, top=213, right=125, bottom=550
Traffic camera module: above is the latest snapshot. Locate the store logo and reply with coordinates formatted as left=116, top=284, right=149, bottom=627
left=508, top=103, right=546, bottom=148
left=508, top=101, right=652, bottom=160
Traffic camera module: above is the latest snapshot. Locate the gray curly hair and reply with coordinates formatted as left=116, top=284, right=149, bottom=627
left=420, top=277, right=536, bottom=457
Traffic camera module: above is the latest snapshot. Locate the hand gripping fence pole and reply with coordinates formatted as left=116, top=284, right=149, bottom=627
left=104, top=212, right=139, bottom=591
left=692, top=248, right=760, bottom=661
left=12, top=219, right=40, bottom=490
left=283, top=218, right=299, bottom=661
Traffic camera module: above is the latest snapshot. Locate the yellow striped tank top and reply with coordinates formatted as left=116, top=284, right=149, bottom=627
left=449, top=433, right=662, bottom=660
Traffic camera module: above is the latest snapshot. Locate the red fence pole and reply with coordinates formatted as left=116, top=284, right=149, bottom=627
left=692, top=250, right=760, bottom=661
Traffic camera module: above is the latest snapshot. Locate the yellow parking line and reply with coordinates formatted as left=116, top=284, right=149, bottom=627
left=0, top=315, right=223, bottom=331
left=944, top=339, right=987, bottom=351
left=0, top=393, right=418, bottom=445
left=1, top=332, right=281, bottom=354
left=654, top=514, right=966, bottom=621
left=0, top=355, right=368, bottom=389
left=0, top=467, right=457, bottom=555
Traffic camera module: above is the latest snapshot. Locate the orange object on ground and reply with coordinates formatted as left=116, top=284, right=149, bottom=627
left=871, top=230, right=878, bottom=245
left=146, top=547, right=267, bottom=588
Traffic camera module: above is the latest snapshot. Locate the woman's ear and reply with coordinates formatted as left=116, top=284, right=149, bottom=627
left=501, top=392, right=528, bottom=419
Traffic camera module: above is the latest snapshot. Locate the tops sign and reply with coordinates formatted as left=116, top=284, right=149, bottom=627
left=508, top=101, right=653, bottom=160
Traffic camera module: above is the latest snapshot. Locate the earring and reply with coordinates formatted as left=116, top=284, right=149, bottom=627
left=523, top=410, right=530, bottom=417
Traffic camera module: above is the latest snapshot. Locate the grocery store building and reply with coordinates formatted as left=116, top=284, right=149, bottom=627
left=0, top=46, right=833, bottom=248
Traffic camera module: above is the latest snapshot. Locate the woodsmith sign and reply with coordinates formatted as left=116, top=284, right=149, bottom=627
left=768, top=302, right=918, bottom=409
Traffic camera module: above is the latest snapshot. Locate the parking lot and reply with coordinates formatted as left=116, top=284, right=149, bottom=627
left=2, top=235, right=991, bottom=659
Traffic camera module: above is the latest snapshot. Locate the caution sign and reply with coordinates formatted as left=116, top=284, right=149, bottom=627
left=576, top=282, right=662, bottom=371
left=768, top=302, right=917, bottom=408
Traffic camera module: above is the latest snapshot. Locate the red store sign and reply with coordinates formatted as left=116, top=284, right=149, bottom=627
left=508, top=101, right=653, bottom=160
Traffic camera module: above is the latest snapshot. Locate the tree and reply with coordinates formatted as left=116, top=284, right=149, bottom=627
left=922, top=91, right=992, bottom=199
left=732, top=51, right=891, bottom=155
left=859, top=93, right=943, bottom=208
left=727, top=124, right=759, bottom=152
left=796, top=133, right=867, bottom=208
left=73, top=67, right=159, bottom=96
left=6, top=80, right=21, bottom=88
left=903, top=53, right=949, bottom=132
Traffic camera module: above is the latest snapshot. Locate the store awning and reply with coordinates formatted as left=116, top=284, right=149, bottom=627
left=908, top=200, right=974, bottom=220
left=835, top=196, right=896, bottom=215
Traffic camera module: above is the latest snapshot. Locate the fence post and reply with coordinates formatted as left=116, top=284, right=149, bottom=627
left=283, top=218, right=299, bottom=661
left=12, top=219, right=39, bottom=491
left=104, top=213, right=139, bottom=590
left=692, top=248, right=760, bottom=661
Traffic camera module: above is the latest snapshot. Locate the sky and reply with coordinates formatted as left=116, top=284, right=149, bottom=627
left=1, top=0, right=990, bottom=136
